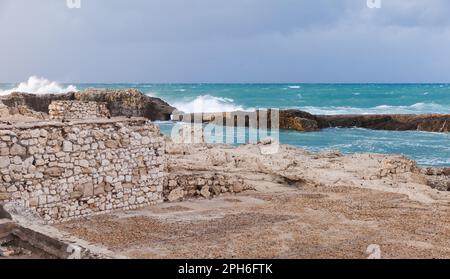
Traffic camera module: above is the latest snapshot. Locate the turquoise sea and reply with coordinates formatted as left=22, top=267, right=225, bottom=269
left=2, top=82, right=450, bottom=166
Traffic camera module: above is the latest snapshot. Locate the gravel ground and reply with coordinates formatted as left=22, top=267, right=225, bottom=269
left=55, top=183, right=450, bottom=259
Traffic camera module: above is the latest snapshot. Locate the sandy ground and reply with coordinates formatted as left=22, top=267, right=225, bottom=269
left=56, top=182, right=450, bottom=259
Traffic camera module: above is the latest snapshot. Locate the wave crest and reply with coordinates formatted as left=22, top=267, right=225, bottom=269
left=0, top=76, right=77, bottom=96
left=172, top=95, right=246, bottom=113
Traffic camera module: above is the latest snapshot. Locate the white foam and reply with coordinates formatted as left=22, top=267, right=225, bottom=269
left=288, top=86, right=301, bottom=89
left=172, top=95, right=246, bottom=113
left=297, top=103, right=450, bottom=115
left=0, top=76, right=77, bottom=96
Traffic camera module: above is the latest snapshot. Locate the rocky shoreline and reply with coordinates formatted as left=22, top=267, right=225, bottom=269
left=2, top=88, right=450, bottom=258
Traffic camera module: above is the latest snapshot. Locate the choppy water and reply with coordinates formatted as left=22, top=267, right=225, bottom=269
left=2, top=80, right=450, bottom=166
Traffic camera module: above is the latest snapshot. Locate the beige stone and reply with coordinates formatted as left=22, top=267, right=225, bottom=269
left=0, top=192, right=11, bottom=200
left=10, top=144, right=26, bottom=156
left=63, top=141, right=73, bottom=152
left=94, top=185, right=105, bottom=196
left=200, top=186, right=211, bottom=198
left=83, top=183, right=94, bottom=197
left=0, top=156, right=10, bottom=168
left=167, top=187, right=185, bottom=202
left=44, top=167, right=63, bottom=177
left=0, top=147, right=9, bottom=156
left=233, top=183, right=244, bottom=193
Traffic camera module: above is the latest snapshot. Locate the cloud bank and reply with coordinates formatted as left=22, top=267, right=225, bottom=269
left=1, top=0, right=450, bottom=83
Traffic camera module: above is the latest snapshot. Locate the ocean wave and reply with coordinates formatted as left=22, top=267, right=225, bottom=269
left=296, top=103, right=450, bottom=115
left=171, top=95, right=246, bottom=113
left=0, top=76, right=77, bottom=96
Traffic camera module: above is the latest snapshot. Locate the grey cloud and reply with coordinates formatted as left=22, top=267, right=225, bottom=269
left=0, top=0, right=450, bottom=82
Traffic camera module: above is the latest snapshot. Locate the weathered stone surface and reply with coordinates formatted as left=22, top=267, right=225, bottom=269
left=167, top=188, right=185, bottom=202
left=74, top=89, right=175, bottom=121
left=44, top=167, right=63, bottom=177
left=233, top=183, right=244, bottom=193
left=0, top=118, right=165, bottom=222
left=0, top=156, right=10, bottom=168
left=0, top=101, right=9, bottom=118
left=0, top=89, right=175, bottom=121
left=200, top=186, right=211, bottom=198
left=83, top=183, right=94, bottom=197
left=63, top=141, right=73, bottom=152
left=9, top=144, right=26, bottom=156
left=279, top=113, right=319, bottom=132
left=0, top=192, right=11, bottom=200
left=49, top=101, right=110, bottom=120
left=163, top=171, right=252, bottom=202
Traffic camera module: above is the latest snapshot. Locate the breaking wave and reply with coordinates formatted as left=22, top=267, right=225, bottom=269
left=172, top=95, right=246, bottom=113
left=0, top=76, right=77, bottom=95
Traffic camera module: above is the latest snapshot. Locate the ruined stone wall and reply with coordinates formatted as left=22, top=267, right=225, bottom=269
left=164, top=172, right=251, bottom=202
left=49, top=101, right=110, bottom=120
left=0, top=118, right=165, bottom=223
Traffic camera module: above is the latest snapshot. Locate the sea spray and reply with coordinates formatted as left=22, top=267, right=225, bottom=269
left=0, top=76, right=77, bottom=95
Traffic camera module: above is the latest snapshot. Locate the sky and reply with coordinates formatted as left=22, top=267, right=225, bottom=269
left=1, top=0, right=450, bottom=83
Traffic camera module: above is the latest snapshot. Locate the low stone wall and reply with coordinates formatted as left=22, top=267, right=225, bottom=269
left=164, top=172, right=252, bottom=202
left=49, top=101, right=110, bottom=120
left=0, top=118, right=165, bottom=223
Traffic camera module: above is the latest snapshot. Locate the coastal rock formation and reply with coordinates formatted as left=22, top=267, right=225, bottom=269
left=74, top=89, right=175, bottom=121
left=279, top=110, right=319, bottom=132
left=0, top=92, right=73, bottom=115
left=165, top=140, right=450, bottom=205
left=0, top=89, right=175, bottom=121
left=174, top=109, right=450, bottom=133
left=422, top=167, right=450, bottom=191
left=316, top=113, right=450, bottom=132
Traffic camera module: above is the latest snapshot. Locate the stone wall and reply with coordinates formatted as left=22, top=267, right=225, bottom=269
left=49, top=101, right=110, bottom=120
left=164, top=172, right=252, bottom=202
left=0, top=118, right=165, bottom=223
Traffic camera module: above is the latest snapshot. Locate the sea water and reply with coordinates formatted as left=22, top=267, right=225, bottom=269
left=2, top=82, right=450, bottom=166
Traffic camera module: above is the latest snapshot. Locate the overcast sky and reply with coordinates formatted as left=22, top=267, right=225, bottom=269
left=1, top=0, right=450, bottom=83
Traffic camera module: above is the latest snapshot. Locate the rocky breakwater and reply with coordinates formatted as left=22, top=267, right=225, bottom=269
left=0, top=88, right=175, bottom=121
left=316, top=114, right=450, bottom=132
left=173, top=110, right=450, bottom=133
left=0, top=117, right=166, bottom=223
left=280, top=111, right=450, bottom=132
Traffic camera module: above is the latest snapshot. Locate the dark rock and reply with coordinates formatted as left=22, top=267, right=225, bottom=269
left=0, top=89, right=176, bottom=121
left=0, top=92, right=74, bottom=114
left=316, top=113, right=450, bottom=132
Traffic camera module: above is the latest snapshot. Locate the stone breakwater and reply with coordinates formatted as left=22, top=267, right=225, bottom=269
left=0, top=118, right=165, bottom=223
left=174, top=110, right=450, bottom=133
left=49, top=101, right=110, bottom=120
